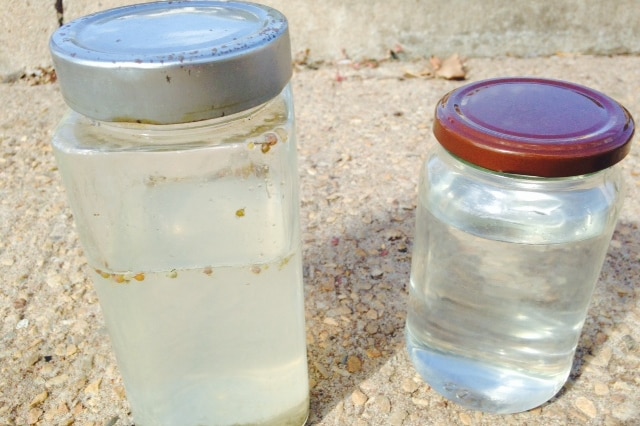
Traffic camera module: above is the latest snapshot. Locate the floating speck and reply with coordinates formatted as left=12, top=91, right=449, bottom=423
left=113, top=274, right=128, bottom=284
left=279, top=253, right=294, bottom=270
left=95, top=269, right=110, bottom=279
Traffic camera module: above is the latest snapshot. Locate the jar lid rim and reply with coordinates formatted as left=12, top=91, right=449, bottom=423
left=433, top=77, right=635, bottom=177
left=50, top=1, right=292, bottom=124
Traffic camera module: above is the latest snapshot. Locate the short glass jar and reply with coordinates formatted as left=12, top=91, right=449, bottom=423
left=406, top=77, right=635, bottom=413
left=50, top=2, right=308, bottom=425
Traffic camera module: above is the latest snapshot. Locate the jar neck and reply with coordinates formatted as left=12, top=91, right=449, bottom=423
left=436, top=144, right=621, bottom=190
left=62, top=85, right=293, bottom=151
left=89, top=88, right=288, bottom=136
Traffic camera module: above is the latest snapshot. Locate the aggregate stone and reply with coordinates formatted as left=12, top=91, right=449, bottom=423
left=1, top=55, right=639, bottom=425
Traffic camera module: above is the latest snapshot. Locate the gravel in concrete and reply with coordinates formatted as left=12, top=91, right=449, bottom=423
left=1, top=55, right=639, bottom=425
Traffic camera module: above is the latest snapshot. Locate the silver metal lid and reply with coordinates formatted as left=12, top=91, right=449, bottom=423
left=50, top=1, right=292, bottom=124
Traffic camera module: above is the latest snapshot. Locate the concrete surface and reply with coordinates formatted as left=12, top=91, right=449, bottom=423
left=1, top=53, right=639, bottom=425
left=2, top=0, right=640, bottom=79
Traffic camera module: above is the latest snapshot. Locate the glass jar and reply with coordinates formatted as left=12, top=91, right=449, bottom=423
left=49, top=2, right=309, bottom=425
left=406, top=77, right=635, bottom=414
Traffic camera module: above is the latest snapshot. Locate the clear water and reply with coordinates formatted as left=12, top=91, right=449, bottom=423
left=406, top=149, right=620, bottom=413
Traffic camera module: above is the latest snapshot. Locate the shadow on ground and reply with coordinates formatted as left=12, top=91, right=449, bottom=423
left=304, top=207, right=640, bottom=422
left=302, top=199, right=415, bottom=423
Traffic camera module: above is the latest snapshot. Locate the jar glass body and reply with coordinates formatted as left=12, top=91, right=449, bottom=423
left=406, top=144, right=624, bottom=414
left=52, top=85, right=309, bottom=426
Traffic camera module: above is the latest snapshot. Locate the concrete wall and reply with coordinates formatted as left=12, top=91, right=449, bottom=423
left=1, top=0, right=639, bottom=79
left=276, top=0, right=640, bottom=60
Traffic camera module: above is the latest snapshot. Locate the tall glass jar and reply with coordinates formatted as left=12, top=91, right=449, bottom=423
left=406, top=78, right=635, bottom=414
left=49, top=2, right=309, bottom=425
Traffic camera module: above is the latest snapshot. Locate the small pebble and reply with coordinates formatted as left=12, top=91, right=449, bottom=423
left=459, top=412, right=473, bottom=425
left=331, top=366, right=350, bottom=377
left=84, top=378, right=102, bottom=395
left=594, top=332, right=608, bottom=345
left=114, top=385, right=127, bottom=400
left=29, top=391, right=48, bottom=407
left=66, top=344, right=78, bottom=357
left=323, top=317, right=339, bottom=326
left=40, top=363, right=55, bottom=376
left=57, top=403, right=70, bottom=415
left=401, top=378, right=420, bottom=394
left=594, top=381, right=609, bottom=396
left=54, top=344, right=67, bottom=357
left=365, top=347, right=382, bottom=359
left=591, top=346, right=612, bottom=367
left=621, top=334, right=638, bottom=352
left=25, top=353, right=40, bottom=366
left=16, top=318, right=29, bottom=330
left=320, top=280, right=335, bottom=292
left=27, top=407, right=43, bottom=424
left=47, top=374, right=69, bottom=387
left=411, top=397, right=429, bottom=407
left=352, top=389, right=368, bottom=406
left=365, top=322, right=379, bottom=334
left=359, top=379, right=378, bottom=394
left=575, top=396, right=597, bottom=418
left=529, top=407, right=543, bottom=415
left=104, top=416, right=120, bottom=426
left=72, top=402, right=84, bottom=416
left=43, top=407, right=58, bottom=422
left=367, top=395, right=391, bottom=413
left=612, top=380, right=632, bottom=391
left=347, top=356, right=362, bottom=373
left=389, top=408, right=408, bottom=426
left=13, top=298, right=27, bottom=309
left=610, top=399, right=639, bottom=422
left=370, top=269, right=384, bottom=279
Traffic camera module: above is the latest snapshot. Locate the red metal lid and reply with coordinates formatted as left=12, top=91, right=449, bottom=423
left=433, top=77, right=635, bottom=177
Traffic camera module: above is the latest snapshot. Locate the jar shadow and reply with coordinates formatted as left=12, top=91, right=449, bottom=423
left=304, top=211, right=639, bottom=421
left=302, top=204, right=415, bottom=423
